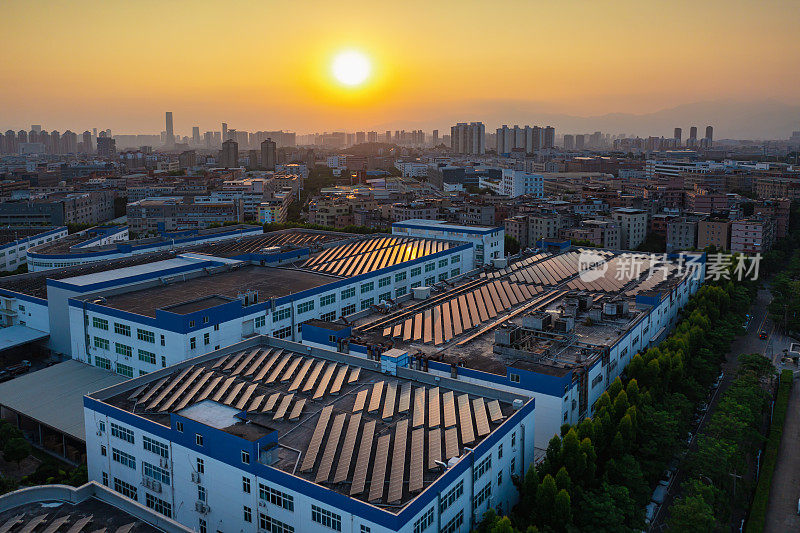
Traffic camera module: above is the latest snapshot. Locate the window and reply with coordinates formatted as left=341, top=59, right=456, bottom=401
left=273, top=307, right=291, bottom=322
left=442, top=510, right=464, bottom=533
left=176, top=421, right=183, bottom=432
left=620, top=347, right=628, bottom=358
left=111, top=423, right=134, bottom=444
left=320, top=311, right=336, bottom=322
left=498, top=470, right=503, bottom=486
left=424, top=262, right=435, bottom=272
left=143, top=436, right=169, bottom=458
left=255, top=315, right=266, bottom=328
left=439, top=259, right=448, bottom=268
left=93, top=317, right=109, bottom=330
left=114, top=478, right=138, bottom=501
left=342, top=304, right=356, bottom=316
left=297, top=300, right=314, bottom=314
left=450, top=268, right=460, bottom=277
left=199, top=519, right=206, bottom=533
left=190, top=337, right=196, bottom=350
left=102, top=472, right=108, bottom=486
left=116, top=363, right=133, bottom=378
left=440, top=480, right=463, bottom=512
left=341, top=287, right=356, bottom=300
left=273, top=326, right=292, bottom=339
left=259, top=514, right=294, bottom=533
left=160, top=334, right=166, bottom=346
left=378, top=292, right=391, bottom=302
left=378, top=276, right=390, bottom=288
left=242, top=476, right=251, bottom=493
left=99, top=421, right=106, bottom=432
left=161, top=356, right=167, bottom=368
left=195, top=434, right=203, bottom=446
left=93, top=337, right=109, bottom=350
left=114, top=323, right=131, bottom=337
left=411, top=266, right=422, bottom=277
left=145, top=493, right=172, bottom=518
left=474, top=456, right=492, bottom=482
left=414, top=507, right=435, bottom=533
left=395, top=271, right=407, bottom=282
left=196, top=458, right=204, bottom=473
left=511, top=457, right=516, bottom=473
left=591, top=373, right=603, bottom=388
left=438, top=273, right=447, bottom=282
left=498, top=443, right=503, bottom=459
left=511, top=431, right=516, bottom=448
left=451, top=255, right=461, bottom=264
left=213, top=324, right=219, bottom=331
left=197, top=485, right=206, bottom=501
left=95, top=356, right=111, bottom=370
left=360, top=298, right=374, bottom=311
left=189, top=320, right=195, bottom=328
left=320, top=294, right=336, bottom=307
left=510, top=373, right=520, bottom=383
left=137, top=329, right=155, bottom=343
left=241, top=450, right=250, bottom=464
left=115, top=343, right=132, bottom=358
left=360, top=282, right=374, bottom=294
left=311, top=504, right=341, bottom=531
left=244, top=506, right=252, bottom=523
left=204, top=333, right=210, bottom=345
left=360, top=526, right=371, bottom=533
left=395, top=286, right=407, bottom=298
left=259, top=483, right=294, bottom=510
left=138, top=349, right=156, bottom=364
left=424, top=276, right=435, bottom=286
left=143, top=462, right=171, bottom=485
left=101, top=445, right=107, bottom=456
left=474, top=482, right=492, bottom=509
left=112, top=448, right=136, bottom=469
left=203, top=316, right=209, bottom=324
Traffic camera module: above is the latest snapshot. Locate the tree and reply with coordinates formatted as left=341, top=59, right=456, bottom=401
left=536, top=475, right=557, bottom=521
left=554, top=489, right=572, bottom=529
left=505, top=235, right=521, bottom=256
left=666, top=494, right=715, bottom=532
left=2, top=438, right=30, bottom=466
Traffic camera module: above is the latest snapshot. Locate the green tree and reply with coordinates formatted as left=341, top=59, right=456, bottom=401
left=3, top=437, right=30, bottom=466
left=666, top=494, right=715, bottom=533
left=554, top=489, right=572, bottom=529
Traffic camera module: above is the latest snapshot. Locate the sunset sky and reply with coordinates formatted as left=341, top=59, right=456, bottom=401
left=2, top=0, right=799, bottom=135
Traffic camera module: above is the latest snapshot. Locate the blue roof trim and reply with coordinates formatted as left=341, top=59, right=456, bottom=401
left=0, top=288, right=47, bottom=305
left=392, top=221, right=503, bottom=235
left=84, top=392, right=534, bottom=530
left=0, top=227, right=68, bottom=252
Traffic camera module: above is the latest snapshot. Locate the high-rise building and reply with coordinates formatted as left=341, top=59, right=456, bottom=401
left=61, top=130, right=78, bottom=153
left=165, top=111, right=174, bottom=146
left=204, top=131, right=214, bottom=149
left=355, top=131, right=366, bottom=144
left=575, top=134, right=585, bottom=150
left=192, top=126, right=200, bottom=145
left=432, top=129, right=439, bottom=145
left=96, top=136, right=116, bottom=157
left=563, top=134, right=575, bottom=150
left=261, top=138, right=276, bottom=171
left=674, top=127, right=682, bottom=145
left=689, top=126, right=697, bottom=140
left=384, top=130, right=391, bottom=143
left=222, top=122, right=228, bottom=141
left=367, top=131, right=377, bottom=143
left=82, top=130, right=92, bottom=153
left=450, top=122, right=485, bottom=154
left=220, top=139, right=238, bottom=168
left=543, top=126, right=555, bottom=149
left=704, top=125, right=713, bottom=148
left=31, top=124, right=41, bottom=133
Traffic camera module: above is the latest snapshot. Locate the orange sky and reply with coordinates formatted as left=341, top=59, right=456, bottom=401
left=2, top=0, right=799, bottom=134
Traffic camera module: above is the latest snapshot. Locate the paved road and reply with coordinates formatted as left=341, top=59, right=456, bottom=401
left=650, top=288, right=775, bottom=531
left=764, top=371, right=800, bottom=532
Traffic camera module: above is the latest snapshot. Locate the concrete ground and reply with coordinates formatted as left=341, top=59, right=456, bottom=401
left=764, top=371, right=800, bottom=532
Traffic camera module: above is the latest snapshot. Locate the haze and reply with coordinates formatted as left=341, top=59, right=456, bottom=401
left=2, top=0, right=799, bottom=136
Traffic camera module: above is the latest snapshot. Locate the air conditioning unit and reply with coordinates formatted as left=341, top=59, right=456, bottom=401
left=195, top=502, right=210, bottom=514
left=191, top=472, right=201, bottom=483
left=151, top=480, right=162, bottom=493
left=142, top=478, right=150, bottom=489
left=258, top=501, right=267, bottom=508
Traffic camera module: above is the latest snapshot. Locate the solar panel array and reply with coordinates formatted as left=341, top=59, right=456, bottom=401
left=381, top=279, right=545, bottom=345
left=302, top=236, right=451, bottom=277
left=298, top=377, right=510, bottom=505
left=189, top=230, right=341, bottom=257
left=494, top=250, right=590, bottom=286
left=0, top=510, right=139, bottom=533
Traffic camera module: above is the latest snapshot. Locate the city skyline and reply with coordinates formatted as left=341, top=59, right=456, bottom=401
left=2, top=1, right=799, bottom=137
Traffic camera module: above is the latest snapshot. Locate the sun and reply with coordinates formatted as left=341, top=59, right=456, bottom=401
left=331, top=50, right=371, bottom=87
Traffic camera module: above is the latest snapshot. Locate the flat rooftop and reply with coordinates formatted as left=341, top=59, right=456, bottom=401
left=187, top=228, right=353, bottom=258
left=96, top=338, right=521, bottom=510
left=0, top=227, right=59, bottom=246
left=96, top=265, right=338, bottom=318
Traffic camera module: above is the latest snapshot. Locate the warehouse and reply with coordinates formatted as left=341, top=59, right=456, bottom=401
left=84, top=336, right=535, bottom=533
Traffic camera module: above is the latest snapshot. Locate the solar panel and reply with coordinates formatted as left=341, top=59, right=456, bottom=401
left=442, top=301, right=453, bottom=342
left=288, top=359, right=313, bottom=391
left=398, top=382, right=412, bottom=413
left=247, top=394, right=265, bottom=412
left=368, top=434, right=391, bottom=502
left=422, top=309, right=433, bottom=344
left=413, top=313, right=423, bottom=341
left=451, top=299, right=463, bottom=336
left=18, top=515, right=48, bottom=533
left=41, top=516, right=69, bottom=533
left=300, top=405, right=333, bottom=471
left=315, top=412, right=347, bottom=482
left=428, top=428, right=442, bottom=469
left=288, top=398, right=306, bottom=421
left=64, top=516, right=92, bottom=533
left=350, top=420, right=376, bottom=495
left=160, top=368, right=206, bottom=412
left=457, top=394, right=475, bottom=445
left=231, top=348, right=261, bottom=375
left=280, top=357, right=303, bottom=382
left=433, top=306, right=443, bottom=345
left=313, top=363, right=338, bottom=399
left=368, top=381, right=384, bottom=413
left=146, top=366, right=194, bottom=410
left=251, top=350, right=280, bottom=381
left=126, top=384, right=148, bottom=402
left=409, top=428, right=425, bottom=493
left=134, top=377, right=167, bottom=406
left=412, top=386, right=426, bottom=427
left=222, top=350, right=246, bottom=372
left=402, top=318, right=413, bottom=341
left=194, top=375, right=223, bottom=403
left=387, top=419, right=409, bottom=503
left=487, top=399, right=504, bottom=423
left=262, top=392, right=281, bottom=412
left=348, top=366, right=361, bottom=383
left=334, top=413, right=362, bottom=483
left=352, top=388, right=368, bottom=412
left=222, top=381, right=246, bottom=406
left=381, top=381, right=397, bottom=420
left=265, top=352, right=292, bottom=383
left=0, top=515, right=22, bottom=533
left=428, top=387, right=440, bottom=427
left=273, top=393, right=295, bottom=420
left=235, top=383, right=259, bottom=410
left=211, top=354, right=229, bottom=369
left=243, top=349, right=271, bottom=377
left=444, top=427, right=459, bottom=459
left=473, top=397, right=490, bottom=437
left=442, top=390, right=456, bottom=427
left=329, top=365, right=349, bottom=395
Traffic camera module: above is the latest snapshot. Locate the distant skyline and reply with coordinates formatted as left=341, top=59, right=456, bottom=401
left=2, top=0, right=799, bottom=138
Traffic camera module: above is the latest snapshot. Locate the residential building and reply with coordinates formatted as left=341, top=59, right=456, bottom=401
left=500, top=170, right=544, bottom=198
left=450, top=122, right=485, bottom=155
left=127, top=197, right=244, bottom=234
left=666, top=217, right=699, bottom=252
left=697, top=219, right=731, bottom=251
left=562, top=219, right=620, bottom=249
left=730, top=217, right=776, bottom=255
left=611, top=208, right=648, bottom=249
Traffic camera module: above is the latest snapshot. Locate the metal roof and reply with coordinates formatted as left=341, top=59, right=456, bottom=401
left=0, top=360, right=126, bottom=441
left=0, top=325, right=49, bottom=352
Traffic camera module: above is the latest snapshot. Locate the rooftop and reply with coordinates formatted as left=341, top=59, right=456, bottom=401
left=94, top=337, right=523, bottom=509
left=0, top=227, right=61, bottom=247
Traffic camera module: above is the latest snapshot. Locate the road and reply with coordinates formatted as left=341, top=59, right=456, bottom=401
left=650, top=288, right=777, bottom=531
